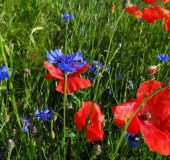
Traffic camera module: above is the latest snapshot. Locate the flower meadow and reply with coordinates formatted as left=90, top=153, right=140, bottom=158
left=1, top=0, right=170, bottom=159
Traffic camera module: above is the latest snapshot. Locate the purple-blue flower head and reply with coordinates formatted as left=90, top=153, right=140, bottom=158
left=124, top=132, right=140, bottom=147
left=0, top=65, right=9, bottom=80
left=61, top=13, right=72, bottom=20
left=34, top=108, right=53, bottom=122
left=46, top=49, right=63, bottom=64
left=46, top=50, right=86, bottom=73
left=88, top=60, right=110, bottom=73
left=115, top=73, right=123, bottom=79
left=21, top=118, right=30, bottom=133
left=156, top=54, right=170, bottom=62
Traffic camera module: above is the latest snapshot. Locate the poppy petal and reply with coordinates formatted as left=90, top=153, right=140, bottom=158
left=85, top=125, right=104, bottom=142
left=56, top=77, right=91, bottom=94
left=140, top=122, right=170, bottom=155
left=137, top=80, right=170, bottom=113
left=44, top=73, right=56, bottom=80
left=142, top=5, right=162, bottom=23
left=125, top=4, right=142, bottom=19
left=69, top=64, right=89, bottom=77
left=74, top=110, right=86, bottom=131
left=44, top=61, right=64, bottom=79
left=112, top=99, right=140, bottom=134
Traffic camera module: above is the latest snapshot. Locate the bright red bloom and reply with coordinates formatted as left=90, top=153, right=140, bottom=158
left=143, top=0, right=156, bottom=4
left=142, top=5, right=163, bottom=23
left=164, top=16, right=170, bottom=31
left=125, top=4, right=142, bottom=19
left=112, top=80, right=170, bottom=155
left=74, top=101, right=104, bottom=142
left=44, top=61, right=91, bottom=94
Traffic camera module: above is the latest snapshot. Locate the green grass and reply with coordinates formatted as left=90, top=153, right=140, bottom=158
left=1, top=0, right=170, bottom=159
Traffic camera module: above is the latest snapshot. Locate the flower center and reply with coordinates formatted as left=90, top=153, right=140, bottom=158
left=138, top=112, right=152, bottom=121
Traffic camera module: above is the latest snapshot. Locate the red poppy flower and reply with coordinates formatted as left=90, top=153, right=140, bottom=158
left=74, top=101, right=104, bottom=142
left=143, top=0, right=156, bottom=4
left=164, top=16, right=170, bottom=31
left=44, top=61, right=91, bottom=94
left=112, top=80, right=170, bottom=155
left=142, top=5, right=163, bottom=23
left=125, top=4, right=142, bottom=19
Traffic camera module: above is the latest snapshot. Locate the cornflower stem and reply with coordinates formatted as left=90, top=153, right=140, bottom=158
left=62, top=73, right=68, bottom=159
left=0, top=36, right=21, bottom=128
left=102, top=10, right=124, bottom=72
left=111, top=85, right=164, bottom=160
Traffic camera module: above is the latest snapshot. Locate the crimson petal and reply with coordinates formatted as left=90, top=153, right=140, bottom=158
left=44, top=61, right=64, bottom=79
left=112, top=99, right=140, bottom=134
left=140, top=122, right=170, bottom=155
left=56, top=77, right=90, bottom=94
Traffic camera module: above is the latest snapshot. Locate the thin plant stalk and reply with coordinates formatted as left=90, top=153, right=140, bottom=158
left=62, top=73, right=68, bottom=159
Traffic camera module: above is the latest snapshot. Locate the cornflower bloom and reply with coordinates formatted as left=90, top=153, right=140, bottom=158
left=88, top=60, right=110, bottom=79
left=156, top=53, right=170, bottom=62
left=21, top=118, right=30, bottom=132
left=61, top=13, right=72, bottom=20
left=115, top=73, right=123, bottom=79
left=124, top=131, right=140, bottom=147
left=0, top=65, right=9, bottom=80
left=34, top=108, right=53, bottom=122
left=46, top=50, right=86, bottom=72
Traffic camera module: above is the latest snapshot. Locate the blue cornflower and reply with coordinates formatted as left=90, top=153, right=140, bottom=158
left=46, top=49, right=63, bottom=64
left=0, top=65, right=9, bottom=80
left=115, top=73, right=123, bottom=79
left=21, top=118, right=30, bottom=133
left=34, top=108, right=53, bottom=122
left=124, top=132, right=140, bottom=147
left=156, top=54, right=170, bottom=62
left=46, top=50, right=86, bottom=73
left=61, top=13, right=72, bottom=20
left=88, top=60, right=110, bottom=74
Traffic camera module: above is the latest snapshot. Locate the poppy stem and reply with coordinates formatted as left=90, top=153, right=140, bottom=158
left=111, top=85, right=164, bottom=159
left=62, top=73, right=68, bottom=159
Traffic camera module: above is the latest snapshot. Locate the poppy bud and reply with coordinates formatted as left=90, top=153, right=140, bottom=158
left=5, top=115, right=9, bottom=122
left=52, top=114, right=57, bottom=121
left=147, top=66, right=157, bottom=75
left=12, top=128, right=16, bottom=136
left=51, top=130, right=55, bottom=139
left=92, top=144, right=102, bottom=156
left=8, top=139, right=15, bottom=150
